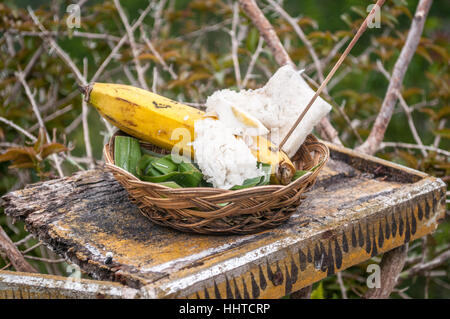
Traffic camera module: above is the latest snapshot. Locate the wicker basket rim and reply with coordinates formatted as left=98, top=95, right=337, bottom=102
left=103, top=135, right=328, bottom=194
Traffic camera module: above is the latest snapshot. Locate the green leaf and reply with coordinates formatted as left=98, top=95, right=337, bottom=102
left=230, top=176, right=262, bottom=190
left=293, top=170, right=308, bottom=181
left=171, top=170, right=203, bottom=187
left=246, top=27, right=259, bottom=52
left=140, top=148, right=163, bottom=158
left=310, top=282, right=325, bottom=299
left=157, top=181, right=182, bottom=188
left=114, top=136, right=141, bottom=177
left=151, top=156, right=178, bottom=174
left=257, top=163, right=271, bottom=186
left=141, top=171, right=180, bottom=183
left=137, top=154, right=158, bottom=177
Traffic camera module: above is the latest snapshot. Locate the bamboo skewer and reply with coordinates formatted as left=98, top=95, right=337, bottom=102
left=278, top=0, right=386, bottom=150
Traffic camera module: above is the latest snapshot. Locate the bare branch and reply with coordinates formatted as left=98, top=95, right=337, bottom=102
left=229, top=2, right=242, bottom=89
left=365, top=244, right=408, bottom=299
left=7, top=29, right=123, bottom=43
left=278, top=0, right=386, bottom=150
left=5, top=46, right=44, bottom=106
left=238, top=0, right=342, bottom=145
left=357, top=0, right=433, bottom=155
left=151, top=0, right=168, bottom=40
left=152, top=67, right=158, bottom=93
left=0, top=117, right=37, bottom=142
left=239, top=0, right=293, bottom=67
left=91, top=2, right=154, bottom=82
left=337, top=272, right=348, bottom=299
left=114, top=0, right=149, bottom=90
left=404, top=249, right=450, bottom=277
left=267, top=0, right=326, bottom=92
left=433, top=118, right=446, bottom=149
left=27, top=7, right=88, bottom=87
left=375, top=59, right=428, bottom=157
left=0, top=225, right=37, bottom=273
left=28, top=104, right=74, bottom=132
left=82, top=58, right=95, bottom=169
left=140, top=26, right=178, bottom=80
left=242, top=36, right=264, bottom=88
left=379, top=142, right=450, bottom=157
left=16, top=70, right=64, bottom=177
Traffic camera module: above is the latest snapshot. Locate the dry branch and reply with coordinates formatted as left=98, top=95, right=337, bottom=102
left=114, top=0, right=149, bottom=90
left=365, top=244, right=408, bottom=299
left=357, top=0, right=433, bottom=155
left=238, top=0, right=342, bottom=145
left=267, top=0, right=326, bottom=90
left=375, top=59, right=428, bottom=157
left=0, top=226, right=37, bottom=273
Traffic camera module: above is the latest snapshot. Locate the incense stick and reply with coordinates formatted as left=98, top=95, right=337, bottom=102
left=278, top=0, right=386, bottom=150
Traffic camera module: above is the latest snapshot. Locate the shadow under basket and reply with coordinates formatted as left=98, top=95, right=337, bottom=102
left=103, top=131, right=329, bottom=235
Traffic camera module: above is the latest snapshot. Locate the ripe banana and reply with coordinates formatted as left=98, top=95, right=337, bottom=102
left=83, top=83, right=295, bottom=184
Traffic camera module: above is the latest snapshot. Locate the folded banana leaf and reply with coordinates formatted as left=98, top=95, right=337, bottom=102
left=114, top=136, right=141, bottom=177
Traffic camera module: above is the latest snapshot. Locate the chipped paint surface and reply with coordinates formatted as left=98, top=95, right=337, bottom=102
left=1, top=143, right=446, bottom=299
left=0, top=270, right=142, bottom=299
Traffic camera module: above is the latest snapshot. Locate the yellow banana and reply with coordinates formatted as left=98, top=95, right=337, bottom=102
left=83, top=83, right=295, bottom=184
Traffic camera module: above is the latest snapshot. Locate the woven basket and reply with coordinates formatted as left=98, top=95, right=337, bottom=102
left=103, top=131, right=329, bottom=235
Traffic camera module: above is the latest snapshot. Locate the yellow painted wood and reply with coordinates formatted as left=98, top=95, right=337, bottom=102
left=1, top=143, right=446, bottom=299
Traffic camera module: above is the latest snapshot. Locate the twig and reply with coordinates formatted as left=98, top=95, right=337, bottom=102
left=23, top=255, right=66, bottom=263
left=365, top=244, right=408, bottom=299
left=5, top=46, right=44, bottom=106
left=114, top=0, right=149, bottom=90
left=0, top=117, right=37, bottom=142
left=379, top=142, right=450, bottom=157
left=140, top=26, right=178, bottom=80
left=357, top=0, right=433, bottom=155
left=238, top=0, right=342, bottom=145
left=16, top=70, right=64, bottom=177
left=27, top=7, right=88, bottom=87
left=64, top=114, right=83, bottom=135
left=229, top=2, right=243, bottom=89
left=91, top=2, right=154, bottom=82
left=242, top=36, right=264, bottom=87
left=151, top=0, right=167, bottom=40
left=176, top=19, right=232, bottom=40
left=267, top=0, right=326, bottom=92
left=152, top=67, right=158, bottom=93
left=239, top=0, right=292, bottom=67
left=13, top=234, right=35, bottom=247
left=278, top=0, right=386, bottom=151
left=336, top=272, right=348, bottom=299
left=20, top=241, right=43, bottom=254
left=28, top=104, right=74, bottom=132
left=8, top=29, right=123, bottom=43
left=403, top=250, right=450, bottom=277
left=376, top=59, right=428, bottom=157
left=433, top=118, right=446, bottom=148
left=0, top=226, right=37, bottom=273
left=82, top=58, right=95, bottom=169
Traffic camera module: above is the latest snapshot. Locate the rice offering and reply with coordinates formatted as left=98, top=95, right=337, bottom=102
left=205, top=64, right=332, bottom=157
left=192, top=118, right=264, bottom=189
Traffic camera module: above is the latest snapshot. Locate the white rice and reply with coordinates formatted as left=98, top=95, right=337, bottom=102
left=205, top=64, right=332, bottom=157
left=192, top=118, right=263, bottom=189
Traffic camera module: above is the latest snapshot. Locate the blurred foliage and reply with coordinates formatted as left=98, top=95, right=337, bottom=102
left=0, top=0, right=448, bottom=298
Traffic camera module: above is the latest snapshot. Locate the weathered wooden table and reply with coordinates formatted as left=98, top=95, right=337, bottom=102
left=0, top=142, right=446, bottom=299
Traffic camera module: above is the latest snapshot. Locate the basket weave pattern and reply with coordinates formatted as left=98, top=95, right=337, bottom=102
left=104, top=132, right=329, bottom=234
